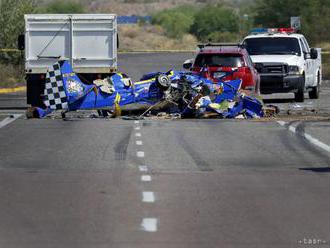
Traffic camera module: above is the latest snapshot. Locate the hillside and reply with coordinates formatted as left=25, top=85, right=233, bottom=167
left=38, top=0, right=254, bottom=15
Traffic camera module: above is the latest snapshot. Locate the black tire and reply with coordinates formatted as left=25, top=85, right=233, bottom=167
left=294, top=75, right=305, bottom=102
left=308, top=72, right=320, bottom=99
left=156, top=74, right=171, bottom=90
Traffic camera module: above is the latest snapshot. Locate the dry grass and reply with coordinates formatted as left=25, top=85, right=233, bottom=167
left=317, top=42, right=330, bottom=51
left=0, top=63, right=24, bottom=88
left=323, top=64, right=330, bottom=80
left=322, top=53, right=330, bottom=79
left=118, top=24, right=197, bottom=51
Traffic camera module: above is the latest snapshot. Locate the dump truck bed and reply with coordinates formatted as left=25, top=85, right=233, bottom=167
left=24, top=14, right=117, bottom=74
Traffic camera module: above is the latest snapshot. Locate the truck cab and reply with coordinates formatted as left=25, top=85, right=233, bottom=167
left=243, top=28, right=322, bottom=102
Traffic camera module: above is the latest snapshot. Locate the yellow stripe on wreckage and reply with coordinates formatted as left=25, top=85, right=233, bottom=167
left=113, top=92, right=122, bottom=117
left=134, top=70, right=175, bottom=85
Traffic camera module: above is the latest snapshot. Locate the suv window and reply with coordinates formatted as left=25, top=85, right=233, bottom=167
left=244, top=37, right=301, bottom=56
left=194, top=54, right=245, bottom=67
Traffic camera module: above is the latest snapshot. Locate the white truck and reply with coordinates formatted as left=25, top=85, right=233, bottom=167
left=18, top=14, right=118, bottom=106
left=242, top=28, right=322, bottom=102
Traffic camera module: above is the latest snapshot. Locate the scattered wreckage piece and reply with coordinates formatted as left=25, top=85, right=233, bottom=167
left=26, top=60, right=270, bottom=120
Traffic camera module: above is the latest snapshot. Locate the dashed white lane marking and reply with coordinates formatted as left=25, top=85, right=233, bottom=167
left=141, top=218, right=158, bottom=232
left=135, top=126, right=141, bottom=130
left=137, top=151, right=145, bottom=158
left=142, top=192, right=155, bottom=203
left=277, top=121, right=330, bottom=153
left=135, top=133, right=141, bottom=137
left=141, top=175, right=152, bottom=182
left=134, top=120, right=140, bottom=124
left=136, top=140, right=143, bottom=145
left=0, top=114, right=22, bottom=129
left=139, top=165, right=148, bottom=172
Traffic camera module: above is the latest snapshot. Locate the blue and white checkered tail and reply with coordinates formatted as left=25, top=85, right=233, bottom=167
left=43, top=62, right=68, bottom=110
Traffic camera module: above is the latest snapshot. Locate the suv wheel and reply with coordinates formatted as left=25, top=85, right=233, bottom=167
left=294, top=75, right=305, bottom=102
left=308, top=72, right=320, bottom=99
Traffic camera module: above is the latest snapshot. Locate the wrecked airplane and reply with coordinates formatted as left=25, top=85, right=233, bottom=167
left=27, top=60, right=267, bottom=119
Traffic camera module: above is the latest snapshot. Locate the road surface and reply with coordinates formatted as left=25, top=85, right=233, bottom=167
left=0, top=52, right=329, bottom=248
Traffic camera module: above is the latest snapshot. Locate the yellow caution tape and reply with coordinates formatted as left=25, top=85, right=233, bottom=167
left=0, top=48, right=21, bottom=52
left=0, top=86, right=26, bottom=94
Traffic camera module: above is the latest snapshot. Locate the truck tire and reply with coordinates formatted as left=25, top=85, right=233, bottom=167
left=308, top=72, right=320, bottom=99
left=26, top=74, right=45, bottom=107
left=294, top=75, right=305, bottom=102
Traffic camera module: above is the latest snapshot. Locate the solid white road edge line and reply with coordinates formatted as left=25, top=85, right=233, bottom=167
left=303, top=133, right=330, bottom=153
left=142, top=192, right=155, bottom=203
left=141, top=218, right=158, bottom=232
left=277, top=121, right=330, bottom=153
left=0, top=114, right=22, bottom=129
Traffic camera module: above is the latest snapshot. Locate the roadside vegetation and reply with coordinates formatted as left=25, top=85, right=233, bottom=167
left=0, top=0, right=330, bottom=87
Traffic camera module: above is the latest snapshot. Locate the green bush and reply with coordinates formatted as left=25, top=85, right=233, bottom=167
left=152, top=5, right=197, bottom=39
left=38, top=0, right=85, bottom=14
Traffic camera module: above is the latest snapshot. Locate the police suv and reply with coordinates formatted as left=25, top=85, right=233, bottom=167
left=243, top=28, right=322, bottom=102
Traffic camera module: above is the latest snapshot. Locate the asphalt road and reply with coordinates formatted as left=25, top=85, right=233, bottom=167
left=0, top=52, right=330, bottom=248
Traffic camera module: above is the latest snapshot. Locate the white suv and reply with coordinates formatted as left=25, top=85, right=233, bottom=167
left=243, top=28, right=322, bottom=102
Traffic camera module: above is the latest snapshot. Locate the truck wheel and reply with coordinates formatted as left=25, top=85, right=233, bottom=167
left=294, top=76, right=305, bottom=102
left=308, top=72, right=320, bottom=99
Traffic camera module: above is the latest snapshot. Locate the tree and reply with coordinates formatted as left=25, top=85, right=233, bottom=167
left=0, top=0, right=36, bottom=48
left=190, top=5, right=239, bottom=41
left=253, top=0, right=330, bottom=44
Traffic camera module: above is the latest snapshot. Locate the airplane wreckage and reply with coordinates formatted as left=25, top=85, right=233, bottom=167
left=26, top=60, right=278, bottom=119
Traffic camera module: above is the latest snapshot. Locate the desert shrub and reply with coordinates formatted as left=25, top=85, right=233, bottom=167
left=206, top=31, right=241, bottom=43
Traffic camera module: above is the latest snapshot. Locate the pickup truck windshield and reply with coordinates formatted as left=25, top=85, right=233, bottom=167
left=194, top=54, right=244, bottom=67
left=244, top=37, right=301, bottom=56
